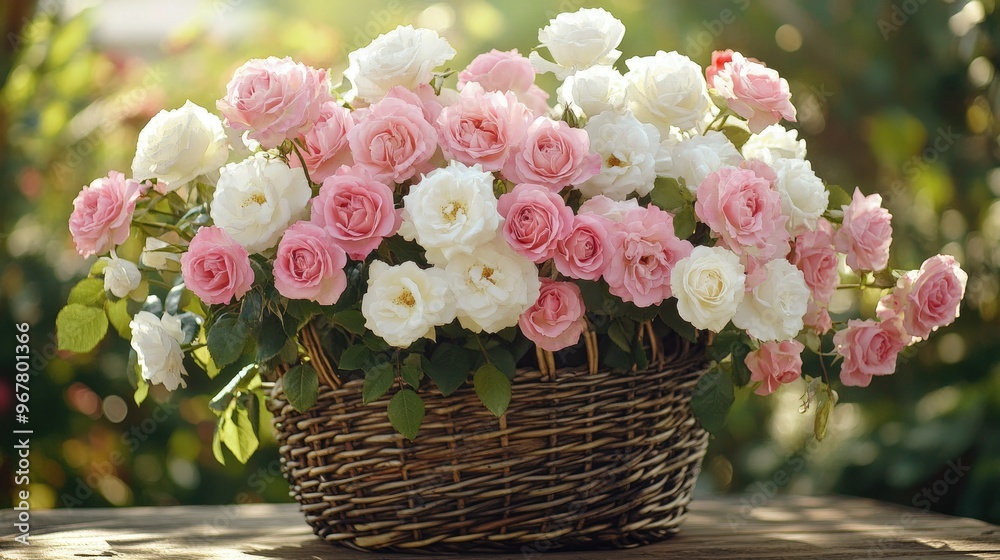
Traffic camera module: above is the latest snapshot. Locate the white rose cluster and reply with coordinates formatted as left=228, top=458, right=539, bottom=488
left=733, top=259, right=811, bottom=342
left=129, top=311, right=188, bottom=391
left=345, top=25, right=456, bottom=103
left=576, top=111, right=660, bottom=201
left=362, top=261, right=456, bottom=347
left=741, top=124, right=807, bottom=165
left=103, top=254, right=141, bottom=298
left=530, top=8, right=625, bottom=79
left=771, top=157, right=829, bottom=235
left=624, top=51, right=711, bottom=133
left=670, top=246, right=746, bottom=333
left=556, top=66, right=627, bottom=118
left=655, top=130, right=743, bottom=193
left=210, top=153, right=312, bottom=254
left=399, top=162, right=502, bottom=266
left=132, top=100, right=229, bottom=191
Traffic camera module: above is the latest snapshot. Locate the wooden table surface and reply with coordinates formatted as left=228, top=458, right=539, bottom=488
left=2, top=495, right=998, bottom=559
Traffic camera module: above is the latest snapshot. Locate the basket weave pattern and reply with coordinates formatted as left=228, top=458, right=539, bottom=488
left=267, top=325, right=710, bottom=552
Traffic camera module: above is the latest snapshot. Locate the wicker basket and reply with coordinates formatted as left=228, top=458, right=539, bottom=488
left=267, top=323, right=710, bottom=553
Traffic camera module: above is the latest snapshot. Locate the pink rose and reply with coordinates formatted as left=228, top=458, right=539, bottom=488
left=69, top=171, right=143, bottom=257
left=555, top=213, right=611, bottom=281
left=497, top=183, right=574, bottom=263
left=518, top=279, right=586, bottom=352
left=578, top=195, right=640, bottom=223
left=383, top=85, right=444, bottom=127
left=833, top=318, right=907, bottom=388
left=502, top=118, right=601, bottom=192
left=714, top=52, right=796, bottom=133
left=745, top=339, right=804, bottom=396
left=310, top=166, right=399, bottom=260
left=879, top=254, right=967, bottom=341
left=604, top=205, right=694, bottom=307
left=273, top=221, right=348, bottom=305
left=436, top=82, right=532, bottom=172
left=180, top=226, right=254, bottom=305
left=217, top=57, right=333, bottom=149
left=835, top=187, right=893, bottom=272
left=458, top=49, right=550, bottom=115
left=803, top=301, right=833, bottom=335
left=695, top=165, right=784, bottom=253
left=704, top=49, right=734, bottom=89
left=348, top=97, right=437, bottom=184
left=792, top=218, right=839, bottom=305
left=290, top=101, right=354, bottom=183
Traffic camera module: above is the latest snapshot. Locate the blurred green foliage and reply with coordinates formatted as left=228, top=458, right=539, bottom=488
left=1, top=0, right=998, bottom=524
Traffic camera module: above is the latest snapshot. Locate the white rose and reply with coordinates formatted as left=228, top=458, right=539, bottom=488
left=670, top=246, right=746, bottom=333
left=140, top=237, right=181, bottom=271
left=771, top=157, right=829, bottom=235
left=529, top=8, right=625, bottom=79
left=741, top=124, right=807, bottom=165
left=102, top=254, right=142, bottom=298
left=556, top=66, right=627, bottom=117
left=733, top=259, right=810, bottom=342
left=131, top=100, right=229, bottom=191
left=399, top=161, right=501, bottom=266
left=576, top=110, right=660, bottom=200
left=656, top=130, right=743, bottom=192
left=362, top=261, right=456, bottom=348
left=210, top=153, right=311, bottom=254
left=129, top=311, right=188, bottom=391
left=344, top=25, right=456, bottom=103
left=625, top=51, right=711, bottom=133
left=446, top=238, right=541, bottom=333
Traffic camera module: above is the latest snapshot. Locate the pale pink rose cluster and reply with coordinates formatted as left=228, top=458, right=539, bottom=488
left=707, top=50, right=797, bottom=133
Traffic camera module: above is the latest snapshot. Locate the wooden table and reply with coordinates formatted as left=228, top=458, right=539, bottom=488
left=2, top=495, right=998, bottom=559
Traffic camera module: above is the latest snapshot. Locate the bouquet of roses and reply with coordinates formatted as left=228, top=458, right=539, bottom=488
left=60, top=8, right=966, bottom=461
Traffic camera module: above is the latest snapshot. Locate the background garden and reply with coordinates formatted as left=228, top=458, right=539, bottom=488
left=1, top=0, right=998, bottom=524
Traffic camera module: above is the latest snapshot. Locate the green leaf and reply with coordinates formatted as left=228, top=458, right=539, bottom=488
left=207, top=315, right=251, bottom=369
left=401, top=354, right=425, bottom=388
left=255, top=312, right=288, bottom=362
left=673, top=205, right=697, bottom=240
left=486, top=347, right=517, bottom=380
left=212, top=418, right=226, bottom=465
left=240, top=290, right=264, bottom=324
left=219, top=392, right=260, bottom=464
left=730, top=343, right=752, bottom=387
left=826, top=184, right=852, bottom=212
left=90, top=259, right=109, bottom=276
left=603, top=342, right=635, bottom=372
left=339, top=344, right=373, bottom=370
left=57, top=304, right=109, bottom=353
left=388, top=389, right=425, bottom=440
left=68, top=278, right=107, bottom=308
left=608, top=321, right=633, bottom=352
left=650, top=177, right=692, bottom=212
left=632, top=334, right=649, bottom=371
left=577, top=280, right=611, bottom=313
left=426, top=343, right=473, bottom=396
left=105, top=297, right=133, bottom=339
left=708, top=328, right=742, bottom=361
left=283, top=363, right=319, bottom=412
left=164, top=283, right=186, bottom=315
left=362, top=332, right=390, bottom=352
left=691, top=365, right=735, bottom=435
left=474, top=364, right=512, bottom=417
left=721, top=125, right=752, bottom=151
left=134, top=380, right=148, bottom=406
left=814, top=387, right=837, bottom=441
left=363, top=362, right=395, bottom=404
left=657, top=300, right=697, bottom=343
left=330, top=310, right=366, bottom=334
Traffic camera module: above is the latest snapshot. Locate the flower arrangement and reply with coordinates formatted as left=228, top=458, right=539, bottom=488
left=59, top=8, right=966, bottom=462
